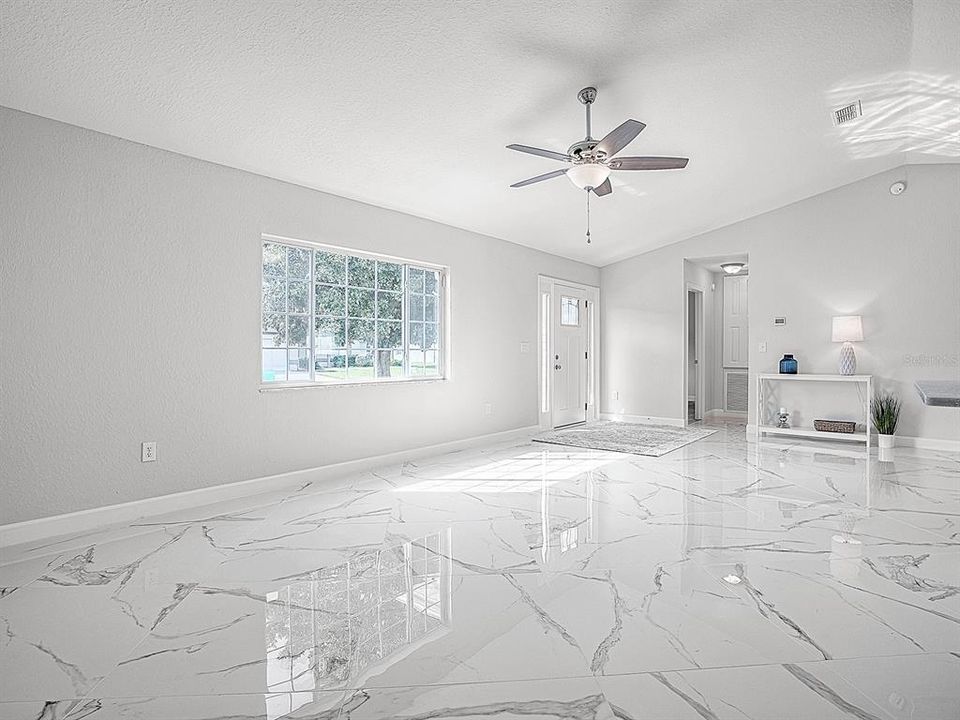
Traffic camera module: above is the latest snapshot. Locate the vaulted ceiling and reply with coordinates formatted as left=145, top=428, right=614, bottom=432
left=1, top=1, right=957, bottom=265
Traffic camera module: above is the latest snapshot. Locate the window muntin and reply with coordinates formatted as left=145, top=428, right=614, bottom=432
left=262, top=240, right=444, bottom=385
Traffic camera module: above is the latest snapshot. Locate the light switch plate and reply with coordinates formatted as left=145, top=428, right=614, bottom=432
left=759, top=342, right=767, bottom=353
left=519, top=342, right=530, bottom=354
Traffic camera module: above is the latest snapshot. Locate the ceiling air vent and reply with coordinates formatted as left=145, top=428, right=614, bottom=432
left=833, top=100, right=862, bottom=126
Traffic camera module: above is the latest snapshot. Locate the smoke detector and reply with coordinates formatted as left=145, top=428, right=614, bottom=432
left=833, top=100, right=863, bottom=126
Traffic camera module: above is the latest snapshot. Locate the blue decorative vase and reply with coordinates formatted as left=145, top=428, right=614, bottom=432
left=779, top=354, right=798, bottom=374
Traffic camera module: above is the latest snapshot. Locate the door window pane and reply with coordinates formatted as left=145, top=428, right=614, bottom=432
left=560, top=296, right=579, bottom=326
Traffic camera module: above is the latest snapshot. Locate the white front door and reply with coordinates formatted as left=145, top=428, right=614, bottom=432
left=552, top=285, right=588, bottom=428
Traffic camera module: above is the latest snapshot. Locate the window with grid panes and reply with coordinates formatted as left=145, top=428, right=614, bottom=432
left=261, top=239, right=445, bottom=384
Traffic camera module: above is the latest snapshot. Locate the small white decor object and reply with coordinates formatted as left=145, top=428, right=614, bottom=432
left=832, top=315, right=863, bottom=376
left=777, top=408, right=790, bottom=428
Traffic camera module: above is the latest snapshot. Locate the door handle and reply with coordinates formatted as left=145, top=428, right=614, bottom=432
left=554, top=364, right=562, bottom=370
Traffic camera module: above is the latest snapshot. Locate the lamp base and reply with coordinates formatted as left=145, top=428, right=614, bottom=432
left=838, top=342, right=857, bottom=375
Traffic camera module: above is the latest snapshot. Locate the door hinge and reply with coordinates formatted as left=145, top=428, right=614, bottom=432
left=585, top=351, right=588, bottom=359
left=584, top=402, right=588, bottom=410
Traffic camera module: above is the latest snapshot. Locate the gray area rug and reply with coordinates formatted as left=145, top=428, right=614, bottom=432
left=534, top=421, right=717, bottom=457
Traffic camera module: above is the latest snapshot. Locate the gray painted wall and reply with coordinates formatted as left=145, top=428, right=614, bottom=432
left=0, top=108, right=599, bottom=524
left=602, top=163, right=960, bottom=441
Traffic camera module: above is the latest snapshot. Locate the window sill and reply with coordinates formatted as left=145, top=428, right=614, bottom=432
left=259, top=377, right=448, bottom=392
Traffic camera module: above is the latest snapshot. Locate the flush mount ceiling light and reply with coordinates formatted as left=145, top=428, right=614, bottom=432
left=721, top=262, right=746, bottom=275
left=722, top=574, right=743, bottom=585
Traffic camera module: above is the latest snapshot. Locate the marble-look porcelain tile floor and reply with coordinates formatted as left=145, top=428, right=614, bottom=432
left=1, top=421, right=959, bottom=719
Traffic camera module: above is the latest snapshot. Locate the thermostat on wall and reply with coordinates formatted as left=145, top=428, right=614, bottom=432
left=774, top=317, right=787, bottom=326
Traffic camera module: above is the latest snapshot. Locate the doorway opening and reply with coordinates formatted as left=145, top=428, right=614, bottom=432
left=682, top=255, right=750, bottom=425
left=687, top=288, right=704, bottom=423
left=537, top=276, right=600, bottom=431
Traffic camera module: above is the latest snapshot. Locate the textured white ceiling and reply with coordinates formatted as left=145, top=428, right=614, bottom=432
left=1, top=1, right=957, bottom=265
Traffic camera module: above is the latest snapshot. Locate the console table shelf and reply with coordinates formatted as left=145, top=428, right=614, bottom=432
left=757, top=373, right=872, bottom=448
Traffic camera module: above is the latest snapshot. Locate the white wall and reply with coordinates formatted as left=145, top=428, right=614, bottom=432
left=0, top=108, right=599, bottom=524
left=602, top=163, right=960, bottom=442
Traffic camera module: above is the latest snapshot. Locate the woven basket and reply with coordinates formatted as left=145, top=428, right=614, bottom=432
left=814, top=419, right=856, bottom=434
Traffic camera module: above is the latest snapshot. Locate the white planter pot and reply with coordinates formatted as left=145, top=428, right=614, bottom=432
left=878, top=434, right=895, bottom=449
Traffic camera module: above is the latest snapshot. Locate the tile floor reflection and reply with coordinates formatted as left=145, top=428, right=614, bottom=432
left=1, top=421, right=958, bottom=719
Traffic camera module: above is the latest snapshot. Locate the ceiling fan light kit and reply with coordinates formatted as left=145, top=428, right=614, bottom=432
left=567, top=163, right=611, bottom=190
left=507, top=87, right=689, bottom=244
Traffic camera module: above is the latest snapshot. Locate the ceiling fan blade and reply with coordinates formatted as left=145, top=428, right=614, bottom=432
left=510, top=168, right=569, bottom=188
left=591, top=178, right=613, bottom=196
left=595, top=119, right=646, bottom=158
left=609, top=156, right=689, bottom=170
left=506, top=144, right=572, bottom=162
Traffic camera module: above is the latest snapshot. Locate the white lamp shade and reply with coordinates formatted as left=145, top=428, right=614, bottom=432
left=567, top=163, right=611, bottom=190
left=832, top=315, right=863, bottom=343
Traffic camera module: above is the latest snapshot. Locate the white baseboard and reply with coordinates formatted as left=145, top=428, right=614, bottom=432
left=705, top=409, right=747, bottom=420
left=745, top=424, right=959, bottom=452
left=894, top=435, right=960, bottom=452
left=599, top=412, right=685, bottom=427
left=0, top=425, right=539, bottom=550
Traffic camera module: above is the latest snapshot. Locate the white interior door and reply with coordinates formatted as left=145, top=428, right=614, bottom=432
left=552, top=285, right=588, bottom=428
left=723, top=275, right=749, bottom=368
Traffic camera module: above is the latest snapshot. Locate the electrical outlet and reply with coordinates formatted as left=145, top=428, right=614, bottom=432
left=613, top=391, right=619, bottom=400
left=141, top=441, right=157, bottom=463
left=758, top=342, right=767, bottom=353
left=483, top=403, right=493, bottom=416
left=519, top=342, right=530, bottom=354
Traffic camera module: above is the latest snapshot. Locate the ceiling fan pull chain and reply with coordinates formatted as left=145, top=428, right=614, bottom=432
left=585, top=189, right=591, bottom=244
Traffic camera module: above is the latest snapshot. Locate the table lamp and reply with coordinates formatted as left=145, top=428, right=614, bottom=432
left=832, top=315, right=863, bottom=375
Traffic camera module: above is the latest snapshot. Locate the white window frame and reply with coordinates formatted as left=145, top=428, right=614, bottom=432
left=260, top=233, right=448, bottom=389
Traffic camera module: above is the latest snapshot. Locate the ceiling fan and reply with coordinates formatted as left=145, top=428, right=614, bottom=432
left=507, top=87, right=688, bottom=196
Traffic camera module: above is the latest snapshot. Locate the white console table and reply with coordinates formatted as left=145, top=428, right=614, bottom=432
left=757, top=374, right=872, bottom=448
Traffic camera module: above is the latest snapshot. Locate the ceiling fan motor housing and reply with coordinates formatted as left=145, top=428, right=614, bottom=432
left=567, top=139, right=602, bottom=162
